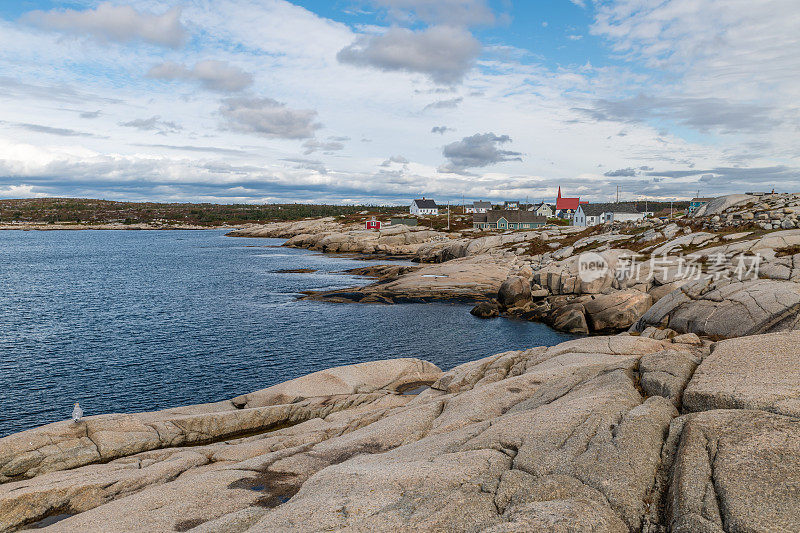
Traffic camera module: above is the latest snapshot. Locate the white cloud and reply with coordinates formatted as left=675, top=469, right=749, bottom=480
left=119, top=116, right=182, bottom=135
left=302, top=139, right=346, bottom=155
left=1, top=0, right=798, bottom=204
left=25, top=2, right=186, bottom=48
left=0, top=184, right=49, bottom=199
left=424, top=97, right=463, bottom=110
left=219, top=97, right=321, bottom=139
left=337, top=25, right=481, bottom=84
left=441, top=133, right=522, bottom=172
left=591, top=0, right=800, bottom=104
left=380, top=155, right=409, bottom=166
left=147, top=60, right=254, bottom=92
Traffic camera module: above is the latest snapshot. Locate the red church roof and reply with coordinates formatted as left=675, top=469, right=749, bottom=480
left=555, top=187, right=587, bottom=211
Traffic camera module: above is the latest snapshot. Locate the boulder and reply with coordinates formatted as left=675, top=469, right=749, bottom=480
left=470, top=301, right=500, bottom=318
left=497, top=276, right=531, bottom=309
left=534, top=249, right=630, bottom=295
left=550, top=304, right=589, bottom=334
left=583, top=290, right=653, bottom=332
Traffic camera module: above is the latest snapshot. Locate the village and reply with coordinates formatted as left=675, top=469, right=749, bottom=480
left=364, top=187, right=700, bottom=231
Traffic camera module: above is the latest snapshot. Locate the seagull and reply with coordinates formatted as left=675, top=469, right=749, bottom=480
left=72, top=402, right=83, bottom=423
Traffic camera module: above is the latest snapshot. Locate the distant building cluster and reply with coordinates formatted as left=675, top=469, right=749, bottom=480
left=397, top=188, right=680, bottom=232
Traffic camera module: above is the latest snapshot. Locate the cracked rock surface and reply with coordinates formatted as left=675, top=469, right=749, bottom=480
left=631, top=277, right=800, bottom=339
left=2, top=332, right=799, bottom=532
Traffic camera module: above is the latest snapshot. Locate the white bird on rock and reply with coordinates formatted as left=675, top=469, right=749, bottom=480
left=72, top=402, right=83, bottom=423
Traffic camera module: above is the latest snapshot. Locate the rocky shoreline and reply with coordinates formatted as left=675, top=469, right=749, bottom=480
left=1, top=331, right=797, bottom=531
left=234, top=193, right=800, bottom=340
left=2, top=193, right=800, bottom=531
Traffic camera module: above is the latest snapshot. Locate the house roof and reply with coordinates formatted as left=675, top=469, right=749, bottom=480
left=580, top=204, right=609, bottom=216
left=473, top=210, right=547, bottom=224
left=691, top=197, right=713, bottom=203
left=579, top=202, right=650, bottom=217
left=556, top=187, right=587, bottom=210
left=413, top=198, right=437, bottom=209
left=473, top=201, right=492, bottom=209
left=556, top=196, right=581, bottom=210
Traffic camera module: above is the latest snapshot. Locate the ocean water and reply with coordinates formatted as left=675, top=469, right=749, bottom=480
left=0, top=230, right=576, bottom=437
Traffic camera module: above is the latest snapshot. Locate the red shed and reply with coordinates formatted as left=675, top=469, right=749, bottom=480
left=366, top=218, right=381, bottom=230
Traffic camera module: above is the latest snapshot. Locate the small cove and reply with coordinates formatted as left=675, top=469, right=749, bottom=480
left=0, top=229, right=577, bottom=436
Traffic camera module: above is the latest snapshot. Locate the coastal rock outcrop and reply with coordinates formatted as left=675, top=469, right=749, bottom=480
left=231, top=358, right=442, bottom=409
left=0, top=359, right=442, bottom=484
left=662, top=409, right=800, bottom=532
left=303, top=254, right=516, bottom=303
left=682, top=331, right=800, bottom=417
left=3, top=332, right=800, bottom=532
left=631, top=277, right=800, bottom=339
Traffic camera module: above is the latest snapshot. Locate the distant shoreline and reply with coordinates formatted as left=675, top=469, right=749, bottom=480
left=0, top=223, right=238, bottom=231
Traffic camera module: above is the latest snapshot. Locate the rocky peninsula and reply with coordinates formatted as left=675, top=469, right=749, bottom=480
left=2, top=193, right=799, bottom=531
left=232, top=192, right=800, bottom=340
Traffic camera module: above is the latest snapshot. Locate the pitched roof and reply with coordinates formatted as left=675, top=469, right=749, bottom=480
left=413, top=198, right=437, bottom=209
left=556, top=186, right=582, bottom=210
left=580, top=204, right=608, bottom=216
left=473, top=201, right=492, bottom=209
left=473, top=210, right=547, bottom=224
left=579, top=202, right=650, bottom=216
left=556, top=196, right=581, bottom=210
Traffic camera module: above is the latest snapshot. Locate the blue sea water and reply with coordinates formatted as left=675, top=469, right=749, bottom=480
left=0, top=230, right=576, bottom=437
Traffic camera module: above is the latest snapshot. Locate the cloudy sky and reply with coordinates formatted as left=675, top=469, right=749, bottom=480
left=0, top=0, right=798, bottom=204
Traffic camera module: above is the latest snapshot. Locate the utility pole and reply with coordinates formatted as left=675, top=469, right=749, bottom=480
left=447, top=201, right=450, bottom=231
left=670, top=200, right=674, bottom=219
left=616, top=185, right=621, bottom=203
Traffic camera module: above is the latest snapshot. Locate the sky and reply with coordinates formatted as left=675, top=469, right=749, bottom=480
left=0, top=0, right=798, bottom=205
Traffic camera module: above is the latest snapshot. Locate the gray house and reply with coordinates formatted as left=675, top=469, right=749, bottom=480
left=466, top=201, right=492, bottom=214
left=573, top=202, right=651, bottom=227
left=473, top=210, right=547, bottom=230
left=530, top=202, right=554, bottom=218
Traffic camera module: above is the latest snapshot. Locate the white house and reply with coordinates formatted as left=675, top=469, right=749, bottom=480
left=606, top=207, right=649, bottom=223
left=573, top=203, right=651, bottom=227
left=410, top=198, right=438, bottom=216
left=530, top=202, right=554, bottom=218
left=573, top=204, right=608, bottom=227
left=466, top=200, right=492, bottom=214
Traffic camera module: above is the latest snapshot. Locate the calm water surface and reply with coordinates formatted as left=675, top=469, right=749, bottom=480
left=0, top=230, right=575, bottom=436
